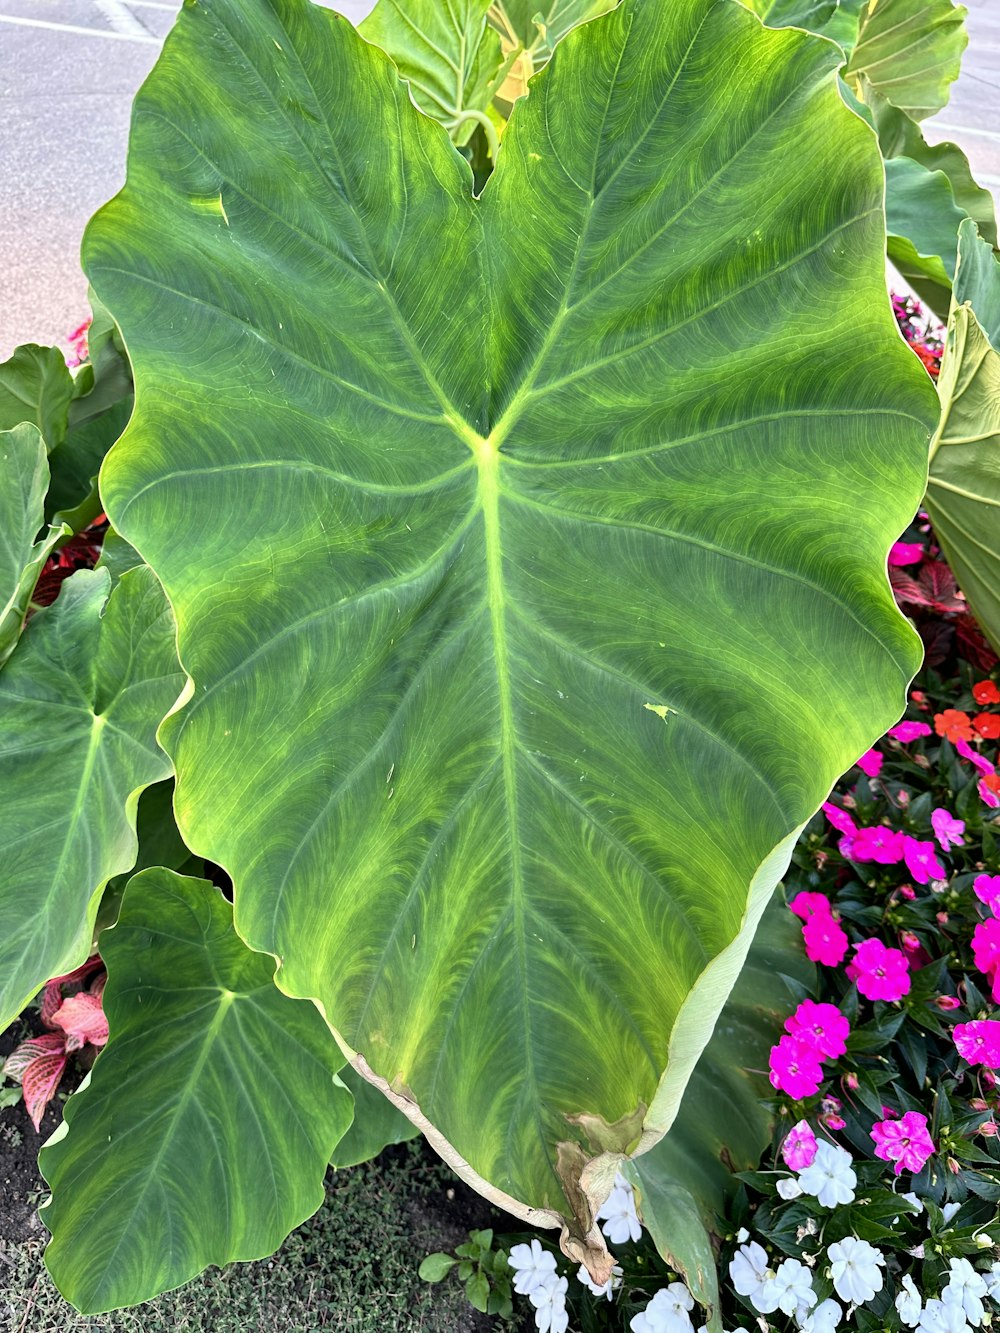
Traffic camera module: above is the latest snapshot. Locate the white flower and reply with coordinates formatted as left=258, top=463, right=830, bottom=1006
left=798, top=1142, right=857, bottom=1209
left=777, top=1177, right=805, bottom=1200
left=736, top=1228, right=750, bottom=1243
left=919, top=1296, right=972, bottom=1333
left=529, top=1274, right=569, bottom=1333
left=947, top=1259, right=988, bottom=1327
left=798, top=1298, right=842, bottom=1333
left=729, top=1241, right=775, bottom=1311
left=943, top=1202, right=963, bottom=1224
left=897, top=1275, right=923, bottom=1327
left=597, top=1172, right=642, bottom=1245
left=984, top=1261, right=1000, bottom=1300
left=509, top=1239, right=558, bottom=1296
left=771, top=1259, right=817, bottom=1317
left=902, top=1192, right=924, bottom=1214
left=630, top=1285, right=694, bottom=1333
left=577, top=1262, right=623, bottom=1300
left=827, top=1236, right=885, bottom=1304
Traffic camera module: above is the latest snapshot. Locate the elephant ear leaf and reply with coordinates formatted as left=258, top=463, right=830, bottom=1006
left=0, top=566, right=183, bottom=1031
left=40, top=869, right=352, bottom=1314
left=844, top=0, right=968, bottom=122
left=87, top=0, right=935, bottom=1263
left=926, top=220, right=1000, bottom=656
left=0, top=423, right=69, bottom=666
left=360, top=0, right=504, bottom=148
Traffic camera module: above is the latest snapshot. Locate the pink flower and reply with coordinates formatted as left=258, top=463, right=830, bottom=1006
left=898, top=884, right=916, bottom=900
left=889, top=542, right=924, bottom=566
left=857, top=749, right=883, bottom=777
left=790, top=891, right=832, bottom=922
left=802, top=912, right=849, bottom=967
left=972, top=919, right=1000, bottom=975
left=870, top=1110, right=935, bottom=1175
left=824, top=1113, right=846, bottom=1130
left=887, top=721, right=933, bottom=742
left=781, top=1119, right=818, bottom=1170
left=850, top=826, right=906, bottom=864
left=957, top=736, right=995, bottom=777
left=769, top=1035, right=824, bottom=1099
left=785, top=999, right=850, bottom=1060
left=903, top=837, right=946, bottom=885
left=954, top=1021, right=1000, bottom=1068
left=822, top=802, right=857, bottom=836
left=975, top=875, right=1000, bottom=916
left=931, top=808, right=965, bottom=852
left=980, top=779, right=1000, bottom=810
left=851, top=938, right=911, bottom=1001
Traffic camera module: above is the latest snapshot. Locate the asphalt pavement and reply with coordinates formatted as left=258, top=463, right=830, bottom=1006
left=0, top=0, right=997, bottom=359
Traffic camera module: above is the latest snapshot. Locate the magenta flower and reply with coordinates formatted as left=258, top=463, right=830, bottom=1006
left=850, top=826, right=906, bottom=865
left=954, top=1021, right=1000, bottom=1068
left=769, top=1035, right=824, bottom=1099
left=781, top=1119, right=818, bottom=1171
left=887, top=721, right=932, bottom=742
left=822, top=802, right=857, bottom=837
left=851, top=938, right=911, bottom=1001
left=957, top=736, right=995, bottom=777
left=931, top=808, right=965, bottom=852
left=888, top=542, right=924, bottom=567
left=975, top=875, right=1000, bottom=916
left=785, top=999, right=850, bottom=1060
left=789, top=891, right=832, bottom=922
left=902, top=837, right=946, bottom=885
left=802, top=912, right=849, bottom=967
left=856, top=749, right=883, bottom=778
left=870, top=1110, right=935, bottom=1176
left=980, top=779, right=1000, bottom=810
left=972, top=919, right=1000, bottom=975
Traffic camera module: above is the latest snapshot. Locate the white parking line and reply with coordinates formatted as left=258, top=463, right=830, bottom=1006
left=0, top=12, right=160, bottom=42
left=94, top=0, right=154, bottom=38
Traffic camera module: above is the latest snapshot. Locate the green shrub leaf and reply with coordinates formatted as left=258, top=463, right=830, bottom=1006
left=0, top=343, right=75, bottom=445
left=88, top=0, right=935, bottom=1249
left=40, top=869, right=352, bottom=1314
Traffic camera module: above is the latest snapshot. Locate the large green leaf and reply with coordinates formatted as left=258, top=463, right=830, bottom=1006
left=0, top=343, right=75, bottom=444
left=627, top=900, right=812, bottom=1327
left=0, top=423, right=68, bottom=666
left=360, top=0, right=504, bottom=148
left=89, top=0, right=935, bottom=1261
left=844, top=0, right=968, bottom=122
left=0, top=566, right=183, bottom=1031
left=926, top=221, right=1000, bottom=654
left=331, top=1063, right=420, bottom=1168
left=40, top=869, right=352, bottom=1314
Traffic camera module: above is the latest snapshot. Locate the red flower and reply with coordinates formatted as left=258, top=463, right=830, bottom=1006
left=974, top=681, right=1000, bottom=706
left=935, top=709, right=974, bottom=743
left=974, top=714, right=1000, bottom=739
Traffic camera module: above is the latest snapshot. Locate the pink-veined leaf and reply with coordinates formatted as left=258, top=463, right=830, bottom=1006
left=51, top=993, right=109, bottom=1052
left=3, top=1032, right=65, bottom=1083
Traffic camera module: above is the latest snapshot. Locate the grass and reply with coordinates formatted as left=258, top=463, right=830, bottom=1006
left=0, top=1141, right=523, bottom=1333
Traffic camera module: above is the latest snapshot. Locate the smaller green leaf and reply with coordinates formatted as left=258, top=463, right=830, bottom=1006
left=845, top=0, right=968, bottom=122
left=884, top=156, right=967, bottom=315
left=469, top=1228, right=493, bottom=1250
left=41, top=869, right=352, bottom=1314
left=360, top=0, right=504, bottom=148
left=419, top=1252, right=459, bottom=1282
left=466, top=1270, right=490, bottom=1313
left=0, top=566, right=183, bottom=1031
left=0, top=423, right=69, bottom=666
left=926, top=221, right=1000, bottom=655
left=0, top=344, right=75, bottom=445
left=95, top=530, right=145, bottom=587
left=99, top=778, right=201, bottom=931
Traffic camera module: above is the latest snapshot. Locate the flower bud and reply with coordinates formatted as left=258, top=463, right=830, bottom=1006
left=980, top=1121, right=998, bottom=1137
left=899, top=884, right=916, bottom=900
left=937, top=911, right=950, bottom=925
left=901, top=931, right=922, bottom=952
left=948, top=1156, right=962, bottom=1174
left=970, top=1098, right=989, bottom=1111
left=843, top=1072, right=859, bottom=1091
left=935, top=996, right=962, bottom=1011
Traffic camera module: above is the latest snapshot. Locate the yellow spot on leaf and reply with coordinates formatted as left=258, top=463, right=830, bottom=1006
left=643, top=703, right=673, bottom=720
